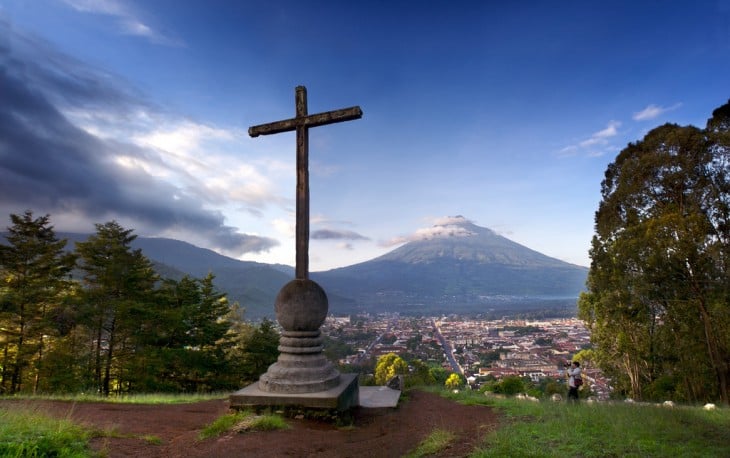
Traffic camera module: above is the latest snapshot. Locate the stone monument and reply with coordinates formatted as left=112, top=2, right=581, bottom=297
left=230, top=86, right=362, bottom=411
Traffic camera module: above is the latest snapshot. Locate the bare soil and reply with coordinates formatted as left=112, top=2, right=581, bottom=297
left=3, top=390, right=500, bottom=457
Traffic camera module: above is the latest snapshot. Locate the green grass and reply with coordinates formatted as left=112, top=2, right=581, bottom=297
left=142, top=434, right=163, bottom=445
left=0, top=392, right=227, bottom=404
left=0, top=392, right=227, bottom=456
left=198, top=410, right=289, bottom=440
left=0, top=406, right=93, bottom=457
left=429, top=388, right=730, bottom=458
left=404, top=429, right=456, bottom=458
left=249, top=413, right=289, bottom=431
left=199, top=410, right=249, bottom=439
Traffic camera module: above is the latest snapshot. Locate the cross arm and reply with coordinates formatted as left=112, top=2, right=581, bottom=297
left=248, top=106, right=363, bottom=137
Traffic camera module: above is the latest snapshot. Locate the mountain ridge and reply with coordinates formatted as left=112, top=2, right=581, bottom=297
left=372, top=219, right=582, bottom=268
left=2, top=219, right=587, bottom=319
left=312, top=217, right=587, bottom=316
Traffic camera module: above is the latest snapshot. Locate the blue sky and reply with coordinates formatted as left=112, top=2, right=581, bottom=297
left=1, top=0, right=729, bottom=271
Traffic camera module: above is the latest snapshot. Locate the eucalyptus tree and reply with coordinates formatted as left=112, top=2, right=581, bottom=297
left=75, top=221, right=157, bottom=396
left=0, top=211, right=76, bottom=393
left=579, top=101, right=730, bottom=403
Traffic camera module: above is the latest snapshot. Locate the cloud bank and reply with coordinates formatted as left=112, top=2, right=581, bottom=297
left=311, top=229, right=369, bottom=240
left=0, top=21, right=277, bottom=256
left=382, top=215, right=476, bottom=247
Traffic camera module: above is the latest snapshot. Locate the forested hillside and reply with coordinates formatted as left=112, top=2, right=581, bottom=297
left=0, top=213, right=279, bottom=395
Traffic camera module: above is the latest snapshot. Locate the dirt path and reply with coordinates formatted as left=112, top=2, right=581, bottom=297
left=3, top=390, right=500, bottom=457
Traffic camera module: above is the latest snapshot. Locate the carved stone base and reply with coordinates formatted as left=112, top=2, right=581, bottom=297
left=231, top=278, right=358, bottom=410
left=230, top=373, right=359, bottom=411
left=258, top=330, right=341, bottom=393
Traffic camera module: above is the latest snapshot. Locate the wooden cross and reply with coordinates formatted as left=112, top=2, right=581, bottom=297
left=249, top=86, right=362, bottom=280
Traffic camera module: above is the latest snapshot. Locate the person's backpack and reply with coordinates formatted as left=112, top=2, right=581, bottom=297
left=574, top=376, right=583, bottom=387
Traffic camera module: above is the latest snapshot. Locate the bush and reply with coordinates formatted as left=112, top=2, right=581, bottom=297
left=374, top=353, right=408, bottom=385
left=492, top=376, right=525, bottom=395
left=445, top=373, right=464, bottom=390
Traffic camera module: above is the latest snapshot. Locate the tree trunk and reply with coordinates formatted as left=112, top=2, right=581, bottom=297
left=11, top=310, right=25, bottom=393
left=697, top=299, right=729, bottom=403
left=1, top=338, right=9, bottom=392
left=103, top=316, right=116, bottom=397
left=33, top=334, right=44, bottom=394
left=95, top=316, right=103, bottom=395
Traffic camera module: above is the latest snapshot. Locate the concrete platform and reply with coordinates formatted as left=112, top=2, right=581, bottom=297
left=358, top=386, right=401, bottom=408
left=230, top=373, right=359, bottom=411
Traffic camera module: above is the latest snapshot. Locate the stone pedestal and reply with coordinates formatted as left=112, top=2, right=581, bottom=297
left=230, top=279, right=359, bottom=412
left=258, top=330, right=340, bottom=393
left=231, top=373, right=359, bottom=411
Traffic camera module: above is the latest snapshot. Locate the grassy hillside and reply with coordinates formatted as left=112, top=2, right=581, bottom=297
left=2, top=390, right=727, bottom=457
left=436, top=389, right=730, bottom=457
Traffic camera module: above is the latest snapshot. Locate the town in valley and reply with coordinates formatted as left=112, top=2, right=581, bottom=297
left=321, top=314, right=610, bottom=399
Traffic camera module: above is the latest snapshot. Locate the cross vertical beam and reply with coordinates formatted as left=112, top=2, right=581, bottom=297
left=295, top=87, right=309, bottom=279
left=248, top=86, right=362, bottom=280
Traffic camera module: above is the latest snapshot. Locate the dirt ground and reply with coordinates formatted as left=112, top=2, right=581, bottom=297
left=3, top=390, right=501, bottom=457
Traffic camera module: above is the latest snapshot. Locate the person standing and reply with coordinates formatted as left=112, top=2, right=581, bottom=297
left=567, top=361, right=582, bottom=402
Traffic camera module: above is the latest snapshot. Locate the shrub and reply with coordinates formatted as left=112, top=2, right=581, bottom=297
left=445, top=373, right=464, bottom=390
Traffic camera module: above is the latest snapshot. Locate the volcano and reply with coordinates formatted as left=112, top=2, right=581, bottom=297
left=313, top=216, right=587, bottom=315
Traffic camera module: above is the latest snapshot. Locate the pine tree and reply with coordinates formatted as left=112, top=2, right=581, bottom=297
left=75, top=221, right=157, bottom=396
left=0, top=211, right=76, bottom=393
left=136, top=273, right=233, bottom=391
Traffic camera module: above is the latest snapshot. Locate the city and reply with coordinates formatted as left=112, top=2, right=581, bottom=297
left=322, top=314, right=611, bottom=399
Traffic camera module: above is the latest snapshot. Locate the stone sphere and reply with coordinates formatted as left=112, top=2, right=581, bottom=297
left=274, top=279, right=329, bottom=331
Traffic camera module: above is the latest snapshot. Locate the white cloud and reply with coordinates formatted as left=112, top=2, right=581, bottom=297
left=62, top=0, right=125, bottom=15
left=593, top=120, right=621, bottom=139
left=121, top=19, right=154, bottom=38
left=382, top=215, right=476, bottom=247
left=62, top=0, right=182, bottom=45
left=560, top=121, right=621, bottom=157
left=132, top=120, right=291, bottom=211
left=433, top=215, right=471, bottom=226
left=337, top=242, right=354, bottom=250
left=68, top=100, right=290, bottom=215
left=273, top=218, right=295, bottom=238
left=632, top=103, right=682, bottom=121
left=133, top=121, right=233, bottom=157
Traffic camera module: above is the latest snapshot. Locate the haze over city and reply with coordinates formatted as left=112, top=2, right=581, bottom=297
left=1, top=0, right=729, bottom=271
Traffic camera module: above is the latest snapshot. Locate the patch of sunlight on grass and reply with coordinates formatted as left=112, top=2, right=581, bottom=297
left=199, top=410, right=289, bottom=440
left=0, top=392, right=228, bottom=404
left=404, top=429, right=456, bottom=458
left=468, top=397, right=730, bottom=458
left=0, top=406, right=92, bottom=457
left=199, top=410, right=252, bottom=440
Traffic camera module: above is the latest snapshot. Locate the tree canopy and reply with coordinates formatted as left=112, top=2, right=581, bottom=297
left=0, top=212, right=76, bottom=393
left=579, top=100, right=730, bottom=404
left=374, top=353, right=408, bottom=385
left=1, top=214, right=280, bottom=395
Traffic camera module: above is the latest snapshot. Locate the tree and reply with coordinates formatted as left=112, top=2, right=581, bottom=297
left=428, top=366, right=450, bottom=386
left=445, top=372, right=464, bottom=390
left=131, top=273, right=233, bottom=391
left=0, top=212, right=76, bottom=393
left=406, top=359, right=436, bottom=387
left=75, top=221, right=157, bottom=396
left=237, top=319, right=280, bottom=384
left=580, top=100, right=730, bottom=403
left=374, top=353, right=407, bottom=385
left=492, top=375, right=525, bottom=395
